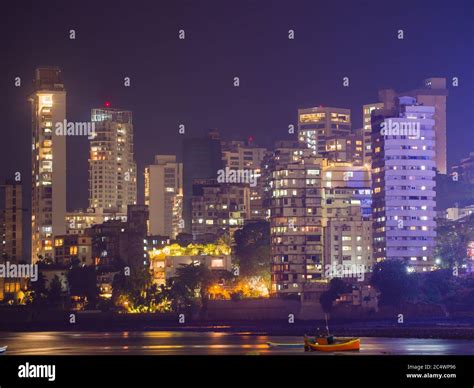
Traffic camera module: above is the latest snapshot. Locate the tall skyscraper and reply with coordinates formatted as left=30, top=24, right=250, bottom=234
left=362, top=103, right=384, bottom=166
left=30, top=67, right=66, bottom=263
left=0, top=180, right=23, bottom=262
left=371, top=97, right=437, bottom=271
left=298, top=106, right=351, bottom=155
left=89, top=107, right=137, bottom=213
left=182, top=129, right=223, bottom=233
left=144, top=155, right=183, bottom=238
left=378, top=78, right=448, bottom=174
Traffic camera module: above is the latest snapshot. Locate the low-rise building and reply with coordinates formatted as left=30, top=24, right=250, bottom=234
left=54, top=235, right=93, bottom=266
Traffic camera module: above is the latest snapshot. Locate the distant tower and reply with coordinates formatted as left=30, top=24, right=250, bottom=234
left=30, top=67, right=66, bottom=263
left=379, top=78, right=448, bottom=174
left=297, top=106, right=351, bottom=155
left=89, top=107, right=137, bottom=213
left=0, top=180, right=23, bottom=262
left=144, top=155, right=183, bottom=238
left=182, top=130, right=223, bottom=233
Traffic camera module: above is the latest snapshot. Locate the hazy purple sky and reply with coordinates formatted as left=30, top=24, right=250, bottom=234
left=1, top=0, right=473, bottom=215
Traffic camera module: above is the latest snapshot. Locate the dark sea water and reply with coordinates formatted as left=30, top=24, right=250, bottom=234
left=1, top=331, right=474, bottom=355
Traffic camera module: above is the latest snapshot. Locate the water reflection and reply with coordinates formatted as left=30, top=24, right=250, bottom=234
left=1, top=331, right=473, bottom=356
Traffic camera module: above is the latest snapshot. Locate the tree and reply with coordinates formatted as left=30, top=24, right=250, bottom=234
left=371, top=260, right=416, bottom=306
left=434, top=215, right=474, bottom=270
left=27, top=272, right=47, bottom=305
left=319, top=278, right=351, bottom=314
left=47, top=275, right=63, bottom=306
left=67, top=265, right=99, bottom=309
left=319, top=278, right=351, bottom=335
left=234, top=221, right=271, bottom=283
left=112, top=266, right=153, bottom=312
left=171, top=263, right=233, bottom=316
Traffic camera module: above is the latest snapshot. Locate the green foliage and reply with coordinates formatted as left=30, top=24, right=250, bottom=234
left=371, top=260, right=416, bottom=307
left=434, top=215, right=474, bottom=269
left=170, top=263, right=233, bottom=315
left=234, top=221, right=271, bottom=282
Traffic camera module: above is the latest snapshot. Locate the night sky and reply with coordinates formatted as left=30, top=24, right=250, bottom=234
left=1, top=0, right=473, bottom=215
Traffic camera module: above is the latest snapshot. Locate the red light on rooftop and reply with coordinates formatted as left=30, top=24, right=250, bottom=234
left=105, top=101, right=111, bottom=108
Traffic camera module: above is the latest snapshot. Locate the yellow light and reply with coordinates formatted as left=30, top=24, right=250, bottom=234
left=39, top=94, right=53, bottom=107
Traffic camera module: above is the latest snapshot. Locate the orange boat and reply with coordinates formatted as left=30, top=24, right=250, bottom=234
left=304, top=336, right=360, bottom=352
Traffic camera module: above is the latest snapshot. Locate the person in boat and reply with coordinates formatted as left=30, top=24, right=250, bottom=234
left=315, top=327, right=334, bottom=345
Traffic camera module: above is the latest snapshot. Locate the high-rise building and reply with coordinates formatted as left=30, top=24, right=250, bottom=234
left=182, top=129, right=223, bottom=232
left=269, top=149, right=325, bottom=295
left=144, top=155, right=183, bottom=238
left=362, top=103, right=384, bottom=166
left=371, top=97, right=437, bottom=271
left=378, top=78, right=448, bottom=174
left=0, top=180, right=23, bottom=262
left=321, top=162, right=373, bottom=272
left=298, top=106, right=351, bottom=155
left=221, top=140, right=267, bottom=219
left=30, top=67, right=66, bottom=263
left=89, top=107, right=137, bottom=213
left=262, top=140, right=305, bottom=216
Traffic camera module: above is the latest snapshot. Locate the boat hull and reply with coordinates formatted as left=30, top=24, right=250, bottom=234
left=304, top=337, right=360, bottom=352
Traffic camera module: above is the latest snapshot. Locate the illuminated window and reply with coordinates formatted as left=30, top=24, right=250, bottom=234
left=211, top=259, right=224, bottom=268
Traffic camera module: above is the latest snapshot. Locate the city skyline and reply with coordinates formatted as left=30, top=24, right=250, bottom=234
left=1, top=0, right=472, bottom=216
left=1, top=1, right=474, bottom=378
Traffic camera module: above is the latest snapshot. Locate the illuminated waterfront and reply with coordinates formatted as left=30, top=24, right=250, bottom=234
left=1, top=331, right=474, bottom=355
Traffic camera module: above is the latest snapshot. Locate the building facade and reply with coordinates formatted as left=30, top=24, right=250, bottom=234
left=378, top=78, right=448, bottom=174
left=191, top=179, right=250, bottom=239
left=269, top=150, right=325, bottom=295
left=182, top=129, right=223, bottom=233
left=221, top=140, right=267, bottom=220
left=298, top=106, right=351, bottom=155
left=144, top=155, right=183, bottom=238
left=0, top=180, right=23, bottom=262
left=321, top=162, right=373, bottom=273
left=371, top=97, right=437, bottom=271
left=30, top=67, right=67, bottom=263
left=54, top=234, right=93, bottom=266
left=89, top=107, right=137, bottom=213
left=362, top=103, right=384, bottom=166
